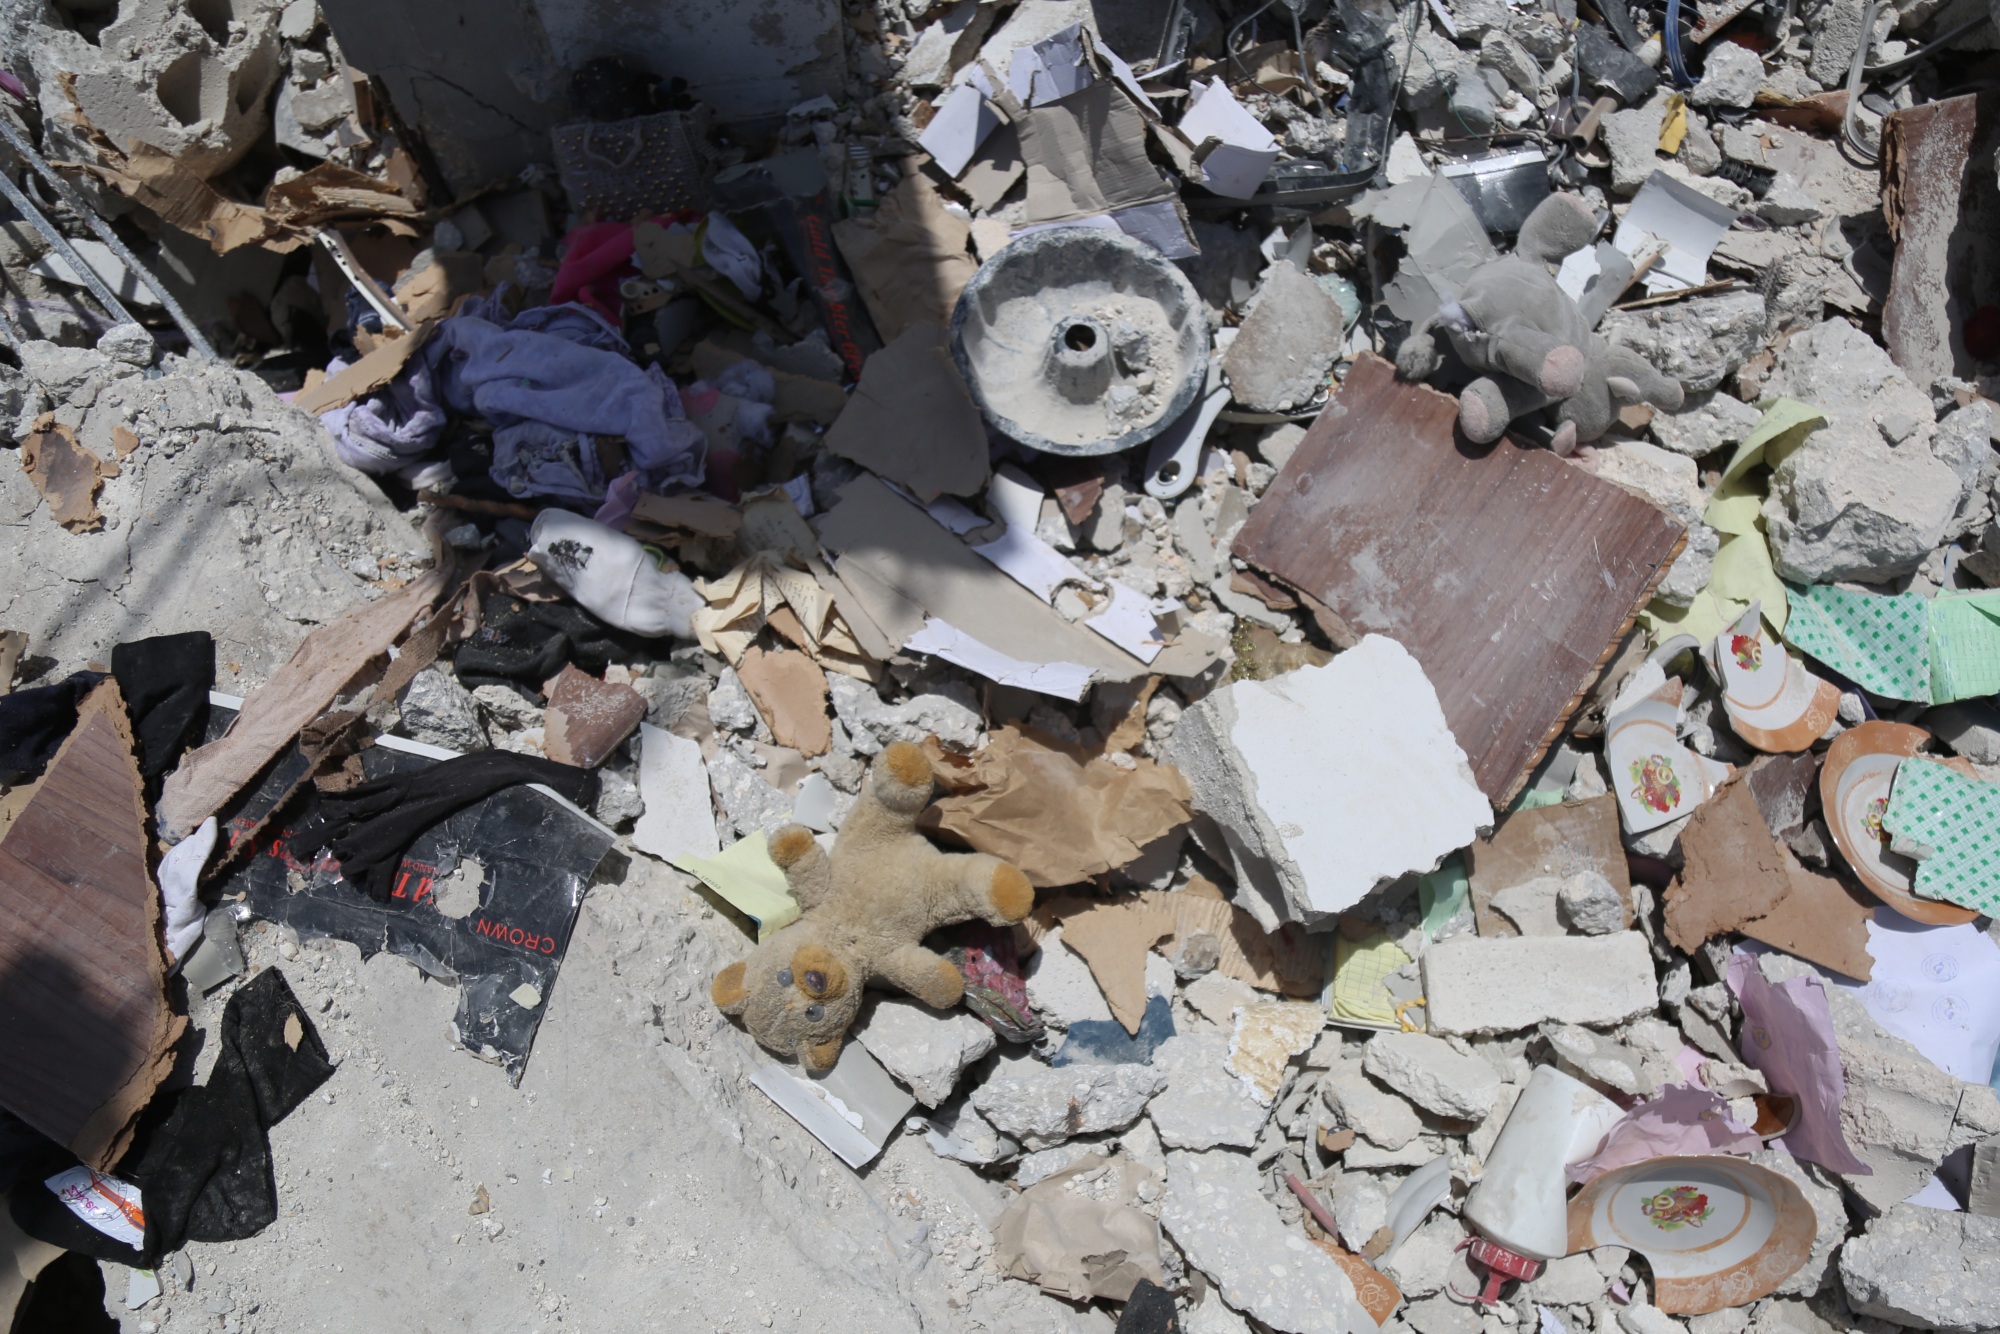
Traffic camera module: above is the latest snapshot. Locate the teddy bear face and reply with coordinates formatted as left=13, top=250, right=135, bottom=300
left=711, top=937, right=863, bottom=1071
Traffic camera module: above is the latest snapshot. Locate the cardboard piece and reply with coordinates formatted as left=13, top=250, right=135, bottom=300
left=1177, top=79, right=1280, bottom=200
left=1466, top=796, right=1632, bottom=938
left=691, top=553, right=873, bottom=679
left=822, top=324, right=990, bottom=500
left=1712, top=603, right=1839, bottom=753
left=541, top=664, right=646, bottom=769
left=925, top=725, right=1191, bottom=891
left=630, top=491, right=743, bottom=540
left=18, top=422, right=115, bottom=533
left=1882, top=757, right=2000, bottom=917
left=1614, top=173, right=1740, bottom=293
left=0, top=629, right=24, bottom=690
left=1015, top=82, right=1178, bottom=225
left=1038, top=894, right=1174, bottom=1034
left=903, top=618, right=1095, bottom=700
left=632, top=724, right=718, bottom=864
left=747, top=1038, right=914, bottom=1169
left=815, top=476, right=1152, bottom=683
left=733, top=644, right=832, bottom=756
left=992, top=1156, right=1166, bottom=1302
left=0, top=682, right=185, bottom=1169
left=831, top=175, right=979, bottom=344
left=70, top=140, right=293, bottom=254
left=673, top=832, right=800, bottom=940
left=1231, top=353, right=1686, bottom=806
left=156, top=562, right=455, bottom=842
left=294, top=322, right=437, bottom=416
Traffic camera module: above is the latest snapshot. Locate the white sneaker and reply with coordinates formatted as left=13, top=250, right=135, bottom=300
left=528, top=509, right=701, bottom=638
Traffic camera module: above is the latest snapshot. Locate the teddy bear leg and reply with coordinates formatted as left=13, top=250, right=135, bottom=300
left=935, top=853, right=1036, bottom=927
left=879, top=942, right=967, bottom=1009
left=1556, top=373, right=1615, bottom=445
left=1487, top=328, right=1587, bottom=399
left=768, top=823, right=833, bottom=909
left=1459, top=377, right=1515, bottom=444
left=1605, top=346, right=1685, bottom=413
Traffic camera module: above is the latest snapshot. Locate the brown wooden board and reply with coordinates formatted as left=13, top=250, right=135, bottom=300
left=0, top=681, right=184, bottom=1169
left=1230, top=353, right=1686, bottom=805
left=1881, top=93, right=2000, bottom=388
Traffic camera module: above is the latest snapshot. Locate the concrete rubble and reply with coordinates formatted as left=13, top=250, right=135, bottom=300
left=4, top=0, right=1999, bottom=1328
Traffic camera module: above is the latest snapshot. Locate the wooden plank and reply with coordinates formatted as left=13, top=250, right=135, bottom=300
left=1230, top=353, right=1686, bottom=805
left=0, top=681, right=185, bottom=1169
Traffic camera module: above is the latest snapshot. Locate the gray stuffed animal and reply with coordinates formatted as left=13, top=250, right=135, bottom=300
left=1395, top=193, right=1684, bottom=454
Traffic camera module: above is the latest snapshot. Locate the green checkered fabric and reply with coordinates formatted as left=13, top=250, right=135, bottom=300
left=1785, top=584, right=1932, bottom=702
left=1882, top=757, right=2000, bottom=917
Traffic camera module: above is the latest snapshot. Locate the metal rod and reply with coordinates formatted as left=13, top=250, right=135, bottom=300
left=0, top=168, right=147, bottom=332
left=0, top=117, right=219, bottom=361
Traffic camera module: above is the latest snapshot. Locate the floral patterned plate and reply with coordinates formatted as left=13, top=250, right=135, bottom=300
left=1565, top=1155, right=1815, bottom=1314
left=1820, top=722, right=1979, bottom=927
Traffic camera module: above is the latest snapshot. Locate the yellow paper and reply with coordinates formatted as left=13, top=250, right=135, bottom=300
left=1720, top=399, right=1826, bottom=485
left=1644, top=470, right=1789, bottom=644
left=672, top=831, right=800, bottom=940
left=1325, top=931, right=1411, bottom=1028
left=1658, top=94, right=1688, bottom=154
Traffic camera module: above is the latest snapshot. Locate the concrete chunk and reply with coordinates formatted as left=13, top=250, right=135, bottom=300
left=1839, top=1206, right=2000, bottom=1332
left=1222, top=261, right=1346, bottom=413
left=1161, top=1149, right=1368, bottom=1334
left=854, top=997, right=997, bottom=1108
left=398, top=666, right=489, bottom=753
left=1320, top=1062, right=1425, bottom=1151
left=1149, top=1032, right=1271, bottom=1150
left=1362, top=1032, right=1501, bottom=1121
left=970, top=1053, right=1165, bottom=1147
left=1422, top=934, right=1657, bottom=1034
left=1164, top=635, right=1491, bottom=928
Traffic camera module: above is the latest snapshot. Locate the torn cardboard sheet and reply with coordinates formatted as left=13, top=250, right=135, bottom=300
left=18, top=421, right=116, bottom=534
left=815, top=476, right=1153, bottom=683
left=1614, top=172, right=1739, bottom=293
left=1820, top=722, right=1982, bottom=927
left=630, top=491, right=743, bottom=541
left=1786, top=583, right=2000, bottom=706
left=925, top=725, right=1191, bottom=890
left=541, top=665, right=645, bottom=769
left=293, top=322, right=437, bottom=415
left=1466, top=795, right=1632, bottom=939
left=1016, top=82, right=1178, bottom=226
left=902, top=618, right=1095, bottom=700
left=1712, top=603, right=1839, bottom=753
left=1033, top=894, right=1170, bottom=1034
left=1176, top=79, right=1280, bottom=200
left=1666, top=773, right=1874, bottom=981
left=747, top=1038, right=913, bottom=1169
left=1881, top=757, right=2000, bottom=918
left=1165, top=635, right=1491, bottom=927
left=733, top=644, right=832, bottom=756
left=0, top=681, right=184, bottom=1170
left=632, top=723, right=719, bottom=864
left=157, top=564, right=454, bottom=842
left=673, top=831, right=800, bottom=939
left=831, top=175, right=980, bottom=344
left=823, top=324, right=990, bottom=500
left=1727, top=952, right=1872, bottom=1176
left=1231, top=353, right=1686, bottom=806
left=993, top=1155, right=1166, bottom=1302
left=1606, top=674, right=1731, bottom=834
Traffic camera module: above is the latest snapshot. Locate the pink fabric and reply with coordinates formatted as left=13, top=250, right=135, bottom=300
left=551, top=221, right=638, bottom=325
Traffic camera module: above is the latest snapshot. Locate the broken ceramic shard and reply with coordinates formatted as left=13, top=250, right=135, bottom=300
left=950, top=225, right=1208, bottom=455
left=1166, top=634, right=1491, bottom=928
left=1712, top=604, right=1839, bottom=753
left=1605, top=674, right=1730, bottom=834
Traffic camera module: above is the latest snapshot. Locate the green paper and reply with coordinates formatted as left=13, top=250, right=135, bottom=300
left=1642, top=475, right=1787, bottom=644
left=1785, top=584, right=2000, bottom=705
left=1419, top=854, right=1470, bottom=941
left=1928, top=594, right=2000, bottom=702
left=1882, top=757, right=2000, bottom=917
left=673, top=831, right=801, bottom=939
left=1720, top=398, right=1826, bottom=486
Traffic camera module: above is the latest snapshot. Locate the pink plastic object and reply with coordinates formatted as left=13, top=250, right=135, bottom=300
left=1463, top=1237, right=1543, bottom=1305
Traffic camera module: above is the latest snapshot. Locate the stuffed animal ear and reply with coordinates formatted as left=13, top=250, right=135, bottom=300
left=711, top=961, right=750, bottom=1014
left=799, top=1036, right=843, bottom=1071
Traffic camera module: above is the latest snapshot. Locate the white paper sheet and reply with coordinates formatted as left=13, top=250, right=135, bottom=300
left=1837, top=912, right=2000, bottom=1085
left=904, top=618, right=1096, bottom=700
left=1613, top=173, right=1739, bottom=294
left=1179, top=79, right=1280, bottom=200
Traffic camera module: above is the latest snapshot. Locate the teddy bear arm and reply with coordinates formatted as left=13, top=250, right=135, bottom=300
left=878, top=942, right=966, bottom=1009
left=767, top=824, right=834, bottom=909
left=1604, top=345, right=1685, bottom=412
left=926, top=851, right=1037, bottom=930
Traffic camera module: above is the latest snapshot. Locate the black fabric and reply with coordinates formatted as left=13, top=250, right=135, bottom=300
left=15, top=1250, right=120, bottom=1334
left=287, top=750, right=597, bottom=902
left=125, top=968, right=332, bottom=1257
left=0, top=671, right=104, bottom=785
left=1114, top=1280, right=1180, bottom=1333
left=111, top=631, right=213, bottom=801
left=453, top=590, right=644, bottom=697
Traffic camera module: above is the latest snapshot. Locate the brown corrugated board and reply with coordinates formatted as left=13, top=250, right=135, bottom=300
left=0, top=681, right=185, bottom=1169
left=1465, top=795, right=1632, bottom=937
left=1229, top=353, right=1687, bottom=805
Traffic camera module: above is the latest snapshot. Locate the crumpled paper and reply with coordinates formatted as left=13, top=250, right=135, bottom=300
left=992, top=1155, right=1165, bottom=1302
left=924, top=726, right=1191, bottom=889
left=690, top=552, right=872, bottom=680
left=1567, top=1084, right=1763, bottom=1184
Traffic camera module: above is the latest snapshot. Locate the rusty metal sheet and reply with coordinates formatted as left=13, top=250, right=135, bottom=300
left=1230, top=353, right=1686, bottom=806
left=1882, top=93, right=2000, bottom=387
left=0, top=681, right=184, bottom=1169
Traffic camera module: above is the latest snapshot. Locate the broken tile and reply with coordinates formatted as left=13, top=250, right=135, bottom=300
left=542, top=664, right=646, bottom=768
left=1148, top=1032, right=1269, bottom=1150
left=1226, top=1001, right=1323, bottom=1104
left=1423, top=934, right=1657, bottom=1035
left=1230, top=353, right=1686, bottom=807
left=1160, top=1149, right=1368, bottom=1334
left=1165, top=634, right=1491, bottom=927
left=1363, top=1032, right=1502, bottom=1121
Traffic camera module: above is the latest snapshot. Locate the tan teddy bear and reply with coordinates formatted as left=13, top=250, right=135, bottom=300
left=710, top=741, right=1037, bottom=1070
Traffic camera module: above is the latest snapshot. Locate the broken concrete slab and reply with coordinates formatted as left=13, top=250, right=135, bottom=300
left=1838, top=1206, right=2000, bottom=1333
left=823, top=324, right=989, bottom=501
left=855, top=996, right=998, bottom=1108
left=1164, top=634, right=1490, bottom=928
left=1600, top=289, right=1767, bottom=396
left=1221, top=261, right=1345, bottom=413
left=1650, top=388, right=1766, bottom=458
left=1226, top=1002, right=1324, bottom=1104
left=1490, top=876, right=1566, bottom=936
left=1229, top=353, right=1686, bottom=808
left=969, top=1052, right=1164, bottom=1147
left=1362, top=1032, right=1501, bottom=1122
left=1161, top=1149, right=1368, bottom=1334
left=1148, top=1032, right=1271, bottom=1150
left=1321, top=1061, right=1425, bottom=1151
left=1422, top=934, right=1657, bottom=1035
